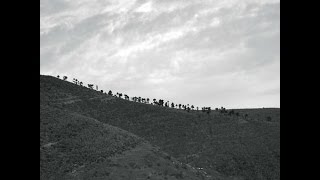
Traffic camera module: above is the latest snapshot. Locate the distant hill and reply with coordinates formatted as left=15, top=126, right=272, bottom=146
left=40, top=75, right=280, bottom=180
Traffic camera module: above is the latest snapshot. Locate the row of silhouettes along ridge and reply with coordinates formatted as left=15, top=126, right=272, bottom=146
left=55, top=75, right=232, bottom=114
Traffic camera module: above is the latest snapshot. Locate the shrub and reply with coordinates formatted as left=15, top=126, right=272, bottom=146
left=266, top=116, right=272, bottom=121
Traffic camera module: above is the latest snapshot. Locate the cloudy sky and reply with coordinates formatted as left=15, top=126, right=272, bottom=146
left=40, top=0, right=280, bottom=109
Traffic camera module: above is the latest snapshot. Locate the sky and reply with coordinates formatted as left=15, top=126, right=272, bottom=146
left=40, top=0, right=280, bottom=109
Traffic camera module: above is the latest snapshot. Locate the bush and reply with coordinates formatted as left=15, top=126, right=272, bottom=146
left=266, top=116, right=272, bottom=121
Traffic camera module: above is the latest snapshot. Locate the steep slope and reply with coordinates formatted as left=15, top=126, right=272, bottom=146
left=40, top=75, right=280, bottom=180
left=40, top=76, right=215, bottom=180
left=40, top=104, right=216, bottom=180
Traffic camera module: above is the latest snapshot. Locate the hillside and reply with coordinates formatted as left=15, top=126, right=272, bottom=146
left=40, top=105, right=214, bottom=179
left=40, top=75, right=280, bottom=180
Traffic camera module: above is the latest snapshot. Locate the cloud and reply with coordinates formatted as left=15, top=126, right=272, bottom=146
left=40, top=0, right=280, bottom=108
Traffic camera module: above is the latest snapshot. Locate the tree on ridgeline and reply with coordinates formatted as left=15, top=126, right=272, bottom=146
left=73, top=78, right=78, bottom=85
left=228, top=110, right=235, bottom=116
left=138, top=97, right=141, bottom=103
left=80, top=82, right=83, bottom=86
left=108, top=90, right=113, bottom=96
left=57, top=75, right=60, bottom=79
left=88, top=84, right=94, bottom=89
left=100, top=90, right=103, bottom=93
left=207, top=107, right=211, bottom=114
left=119, top=93, right=122, bottom=98
left=179, top=104, right=181, bottom=109
left=171, top=102, right=175, bottom=108
left=191, top=105, right=194, bottom=110
left=146, top=98, right=149, bottom=104
left=220, top=107, right=227, bottom=113
left=159, top=99, right=164, bottom=106
left=63, top=76, right=68, bottom=81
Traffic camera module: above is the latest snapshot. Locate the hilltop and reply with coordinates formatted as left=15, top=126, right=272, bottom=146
left=40, top=75, right=280, bottom=180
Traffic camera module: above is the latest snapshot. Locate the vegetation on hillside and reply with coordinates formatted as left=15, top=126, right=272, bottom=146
left=40, top=75, right=280, bottom=180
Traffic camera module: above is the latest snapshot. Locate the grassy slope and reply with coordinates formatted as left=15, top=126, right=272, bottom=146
left=40, top=76, right=212, bottom=180
left=40, top=75, right=280, bottom=180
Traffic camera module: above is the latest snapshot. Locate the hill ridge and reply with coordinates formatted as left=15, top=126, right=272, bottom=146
left=40, top=75, right=280, bottom=180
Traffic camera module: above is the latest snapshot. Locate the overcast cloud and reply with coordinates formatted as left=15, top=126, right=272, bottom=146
left=40, top=0, right=280, bottom=109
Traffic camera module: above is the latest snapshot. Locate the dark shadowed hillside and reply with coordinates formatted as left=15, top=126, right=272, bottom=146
left=40, top=105, right=214, bottom=180
left=40, top=75, right=280, bottom=180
